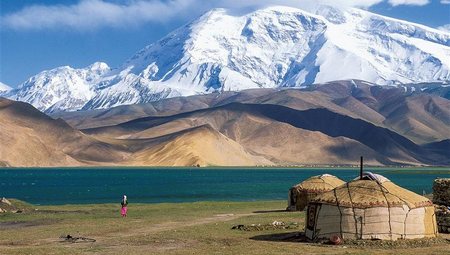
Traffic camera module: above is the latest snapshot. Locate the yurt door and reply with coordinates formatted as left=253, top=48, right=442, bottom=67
left=289, top=190, right=295, bottom=208
left=305, top=203, right=319, bottom=240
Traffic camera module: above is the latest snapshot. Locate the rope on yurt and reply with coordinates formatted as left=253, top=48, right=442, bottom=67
left=387, top=189, right=414, bottom=208
left=375, top=180, right=424, bottom=239
left=387, top=190, right=416, bottom=237
left=432, top=210, right=437, bottom=235
left=312, top=204, right=324, bottom=242
left=319, top=176, right=336, bottom=189
left=362, top=209, right=366, bottom=239
left=334, top=187, right=344, bottom=239
left=403, top=208, right=411, bottom=238
left=376, top=181, right=393, bottom=238
left=385, top=189, right=432, bottom=238
left=345, top=182, right=360, bottom=239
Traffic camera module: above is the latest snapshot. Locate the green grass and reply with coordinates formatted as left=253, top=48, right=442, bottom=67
left=0, top=201, right=449, bottom=255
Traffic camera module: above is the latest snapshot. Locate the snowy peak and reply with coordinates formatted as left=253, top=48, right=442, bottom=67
left=120, top=5, right=449, bottom=88
left=314, top=5, right=347, bottom=24
left=5, top=63, right=110, bottom=112
left=5, top=5, right=450, bottom=113
left=0, top=82, right=12, bottom=93
left=122, top=6, right=329, bottom=90
left=87, top=62, right=111, bottom=74
left=355, top=8, right=450, bottom=45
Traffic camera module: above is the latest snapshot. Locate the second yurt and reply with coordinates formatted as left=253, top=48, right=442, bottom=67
left=305, top=173, right=438, bottom=241
left=287, top=174, right=345, bottom=211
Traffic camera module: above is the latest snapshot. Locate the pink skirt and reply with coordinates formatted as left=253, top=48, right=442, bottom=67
left=121, top=206, right=127, bottom=216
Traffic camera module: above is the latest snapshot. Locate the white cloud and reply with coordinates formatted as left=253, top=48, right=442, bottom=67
left=1, top=0, right=197, bottom=31
left=0, top=0, right=430, bottom=31
left=387, top=0, right=430, bottom=6
left=438, top=24, right=450, bottom=32
left=441, top=0, right=450, bottom=4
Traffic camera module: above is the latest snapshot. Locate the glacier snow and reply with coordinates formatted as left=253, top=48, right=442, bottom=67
left=0, top=82, right=12, bottom=93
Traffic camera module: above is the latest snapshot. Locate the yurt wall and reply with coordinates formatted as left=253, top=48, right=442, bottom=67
left=305, top=178, right=438, bottom=241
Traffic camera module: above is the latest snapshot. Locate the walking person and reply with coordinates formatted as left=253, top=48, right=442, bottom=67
left=121, top=195, right=128, bottom=217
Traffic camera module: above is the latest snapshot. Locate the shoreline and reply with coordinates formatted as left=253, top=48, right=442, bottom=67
left=1, top=166, right=450, bottom=171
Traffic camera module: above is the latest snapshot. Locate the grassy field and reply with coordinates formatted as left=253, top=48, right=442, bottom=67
left=0, top=200, right=449, bottom=255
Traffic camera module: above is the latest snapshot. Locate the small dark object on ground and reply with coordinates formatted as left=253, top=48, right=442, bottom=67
left=253, top=210, right=288, bottom=214
left=250, top=231, right=307, bottom=242
left=231, top=224, right=245, bottom=230
left=330, top=235, right=343, bottom=245
left=232, top=221, right=299, bottom=231
left=60, top=234, right=96, bottom=243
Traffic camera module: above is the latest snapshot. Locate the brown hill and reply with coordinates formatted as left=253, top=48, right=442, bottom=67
left=0, top=98, right=127, bottom=167
left=0, top=98, right=272, bottom=167
left=86, top=103, right=444, bottom=166
left=125, top=125, right=272, bottom=167
left=131, top=113, right=388, bottom=166
left=381, top=95, right=450, bottom=144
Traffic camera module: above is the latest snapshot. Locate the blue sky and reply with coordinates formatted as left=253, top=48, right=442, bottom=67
left=1, top=0, right=449, bottom=87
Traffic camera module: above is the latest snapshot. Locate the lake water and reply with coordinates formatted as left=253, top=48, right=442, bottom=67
left=1, top=168, right=449, bottom=205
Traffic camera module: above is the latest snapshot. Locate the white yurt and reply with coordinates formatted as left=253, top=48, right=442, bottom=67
left=305, top=173, right=438, bottom=241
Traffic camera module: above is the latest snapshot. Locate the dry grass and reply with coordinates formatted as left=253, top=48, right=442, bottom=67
left=0, top=200, right=449, bottom=255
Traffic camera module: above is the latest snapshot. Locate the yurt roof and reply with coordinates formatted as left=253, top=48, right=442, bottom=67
left=310, top=177, right=432, bottom=209
left=354, top=172, right=390, bottom=183
left=292, top=174, right=345, bottom=193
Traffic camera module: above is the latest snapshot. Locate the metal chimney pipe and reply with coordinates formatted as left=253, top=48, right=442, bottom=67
left=360, top=156, right=363, bottom=180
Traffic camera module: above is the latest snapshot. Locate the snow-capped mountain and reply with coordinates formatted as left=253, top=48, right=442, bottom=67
left=0, top=82, right=12, bottom=92
left=3, top=62, right=110, bottom=112
left=5, top=5, right=450, bottom=112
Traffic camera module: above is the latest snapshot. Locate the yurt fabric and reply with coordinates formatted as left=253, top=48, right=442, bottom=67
left=287, top=174, right=345, bottom=211
left=305, top=173, right=438, bottom=241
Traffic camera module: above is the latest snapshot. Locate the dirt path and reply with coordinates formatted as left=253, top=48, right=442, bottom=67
left=105, top=213, right=255, bottom=239
left=89, top=212, right=257, bottom=254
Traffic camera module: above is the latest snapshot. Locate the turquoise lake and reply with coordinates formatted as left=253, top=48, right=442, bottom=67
left=1, top=168, right=449, bottom=205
